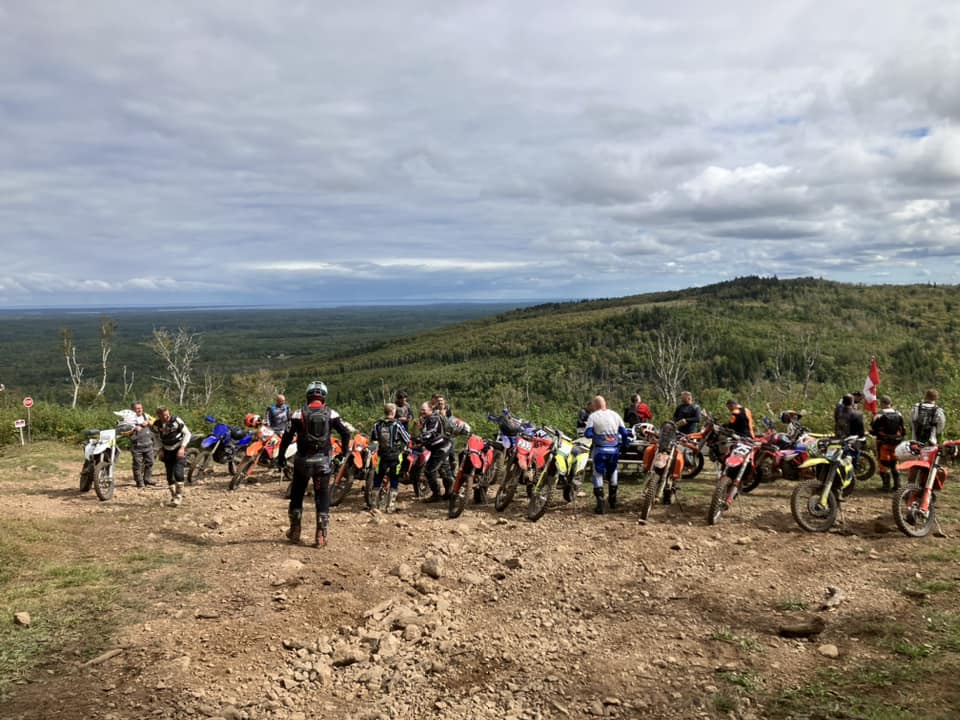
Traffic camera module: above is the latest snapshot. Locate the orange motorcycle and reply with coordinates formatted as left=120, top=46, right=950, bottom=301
left=330, top=433, right=375, bottom=506
left=229, top=414, right=291, bottom=490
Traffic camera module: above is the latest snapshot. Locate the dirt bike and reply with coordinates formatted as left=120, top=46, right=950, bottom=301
left=485, top=409, right=533, bottom=488
left=186, top=415, right=252, bottom=483
left=791, top=436, right=863, bottom=532
left=330, top=433, right=376, bottom=506
left=707, top=433, right=762, bottom=525
left=229, top=425, right=292, bottom=490
left=893, top=441, right=949, bottom=538
left=494, top=428, right=553, bottom=512
left=753, top=416, right=815, bottom=484
left=639, top=421, right=686, bottom=520
left=79, top=410, right=136, bottom=501
left=399, top=441, right=431, bottom=498
left=527, top=427, right=590, bottom=522
left=448, top=434, right=497, bottom=518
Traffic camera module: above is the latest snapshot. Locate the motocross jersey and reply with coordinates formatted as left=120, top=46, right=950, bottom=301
left=266, top=403, right=291, bottom=433
left=154, top=416, right=191, bottom=451
left=419, top=412, right=448, bottom=450
left=279, top=402, right=351, bottom=460
left=585, top=409, right=629, bottom=451
left=726, top=407, right=754, bottom=438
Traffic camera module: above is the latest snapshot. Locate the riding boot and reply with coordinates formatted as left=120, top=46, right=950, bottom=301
left=314, top=513, right=329, bottom=547
left=386, top=489, right=398, bottom=514
left=286, top=509, right=302, bottom=543
left=608, top=484, right=618, bottom=510
left=168, top=484, right=178, bottom=506
left=426, top=477, right=442, bottom=502
left=593, top=486, right=605, bottom=515
left=891, top=470, right=901, bottom=492
left=173, top=482, right=184, bottom=506
left=366, top=485, right=378, bottom=511
left=880, top=472, right=891, bottom=492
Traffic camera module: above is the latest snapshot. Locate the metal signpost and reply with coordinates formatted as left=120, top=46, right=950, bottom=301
left=14, top=419, right=26, bottom=446
left=23, top=397, right=33, bottom=443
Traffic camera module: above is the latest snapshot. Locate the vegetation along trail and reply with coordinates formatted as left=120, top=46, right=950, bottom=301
left=2, top=441, right=959, bottom=719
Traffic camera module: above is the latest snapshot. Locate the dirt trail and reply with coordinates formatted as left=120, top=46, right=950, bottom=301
left=2, top=455, right=959, bottom=720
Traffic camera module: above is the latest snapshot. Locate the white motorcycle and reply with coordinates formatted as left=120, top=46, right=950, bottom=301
left=79, top=410, right=136, bottom=501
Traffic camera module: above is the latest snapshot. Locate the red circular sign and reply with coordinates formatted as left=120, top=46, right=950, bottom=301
left=23, top=397, right=33, bottom=408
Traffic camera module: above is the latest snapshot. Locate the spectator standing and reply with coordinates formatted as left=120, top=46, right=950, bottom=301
left=266, top=394, right=291, bottom=434
left=129, top=401, right=155, bottom=488
left=910, top=388, right=947, bottom=445
left=870, top=395, right=905, bottom=492
left=672, top=391, right=701, bottom=434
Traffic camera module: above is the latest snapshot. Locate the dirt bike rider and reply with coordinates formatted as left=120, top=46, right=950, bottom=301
left=265, top=393, right=291, bottom=434
left=672, top=391, right=701, bottom=434
left=870, top=395, right=905, bottom=492
left=153, top=407, right=191, bottom=506
left=576, top=399, right=595, bottom=437
left=910, top=388, right=946, bottom=446
left=370, top=402, right=412, bottom=512
left=724, top=399, right=755, bottom=438
left=418, top=401, right=454, bottom=502
left=584, top=395, right=630, bottom=514
left=277, top=381, right=351, bottom=547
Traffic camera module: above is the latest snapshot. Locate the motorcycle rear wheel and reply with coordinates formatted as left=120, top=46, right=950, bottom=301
left=681, top=450, right=704, bottom=479
left=892, top=486, right=936, bottom=538
left=229, top=457, right=255, bottom=490
left=791, top=479, right=839, bottom=532
left=93, top=460, right=114, bottom=502
left=80, top=460, right=94, bottom=492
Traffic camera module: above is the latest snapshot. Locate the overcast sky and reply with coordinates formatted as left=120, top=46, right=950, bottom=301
left=2, top=1, right=959, bottom=307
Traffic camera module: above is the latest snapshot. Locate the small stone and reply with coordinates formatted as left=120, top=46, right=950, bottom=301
left=588, top=700, right=605, bottom=716
left=13, top=612, right=31, bottom=627
left=194, top=610, right=221, bottom=620
left=670, top=542, right=683, bottom=551
left=390, top=563, right=415, bottom=580
left=331, top=645, right=367, bottom=667
left=421, top=555, right=443, bottom=579
left=818, top=644, right=840, bottom=658
left=735, top=536, right=752, bottom=545
left=502, top=557, right=523, bottom=570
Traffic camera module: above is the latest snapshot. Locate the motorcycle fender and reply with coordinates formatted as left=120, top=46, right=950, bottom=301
left=897, top=459, right=929, bottom=472
left=468, top=454, right=482, bottom=469
left=726, top=456, right=744, bottom=468
left=799, top=457, right=828, bottom=469
left=653, top=452, right=670, bottom=470
left=201, top=437, right=218, bottom=449
left=247, top=440, right=263, bottom=457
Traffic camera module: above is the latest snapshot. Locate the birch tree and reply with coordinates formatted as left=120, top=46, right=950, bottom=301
left=151, top=327, right=201, bottom=404
left=61, top=327, right=84, bottom=408
left=642, top=326, right=698, bottom=407
left=96, top=316, right=118, bottom=398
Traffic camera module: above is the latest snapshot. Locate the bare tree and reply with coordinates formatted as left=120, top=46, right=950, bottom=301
left=61, top=327, right=84, bottom=408
left=799, top=331, right=821, bottom=402
left=121, top=365, right=135, bottom=401
left=151, top=327, right=201, bottom=404
left=96, top=316, right=118, bottom=398
left=200, top=366, right=223, bottom=406
left=642, top=326, right=698, bottom=407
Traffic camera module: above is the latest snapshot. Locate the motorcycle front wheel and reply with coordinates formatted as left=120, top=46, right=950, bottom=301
left=187, top=449, right=211, bottom=484
left=639, top=471, right=660, bottom=521
left=80, top=459, right=94, bottom=492
left=892, top=486, right=936, bottom=538
left=329, top=466, right=356, bottom=507
left=494, top=462, right=521, bottom=511
left=707, top=473, right=737, bottom=526
left=791, top=479, right=839, bottom=532
left=229, top=457, right=256, bottom=490
left=449, top=468, right=473, bottom=519
left=93, top=460, right=114, bottom=501
left=855, top=452, right=876, bottom=482
left=527, top=468, right=557, bottom=523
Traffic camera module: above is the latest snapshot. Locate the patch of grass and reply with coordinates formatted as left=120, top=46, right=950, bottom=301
left=718, top=670, right=761, bottom=693
left=121, top=550, right=181, bottom=573
left=710, top=628, right=760, bottom=653
left=774, top=597, right=808, bottom=611
left=920, top=546, right=960, bottom=562
left=893, top=639, right=935, bottom=659
left=712, top=692, right=737, bottom=713
left=0, top=441, right=66, bottom=479
left=913, top=579, right=957, bottom=594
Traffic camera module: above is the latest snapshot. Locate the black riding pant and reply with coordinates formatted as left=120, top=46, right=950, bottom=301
left=288, top=455, right=331, bottom=516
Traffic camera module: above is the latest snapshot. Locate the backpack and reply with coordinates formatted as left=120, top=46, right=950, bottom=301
left=302, top=405, right=330, bottom=455
left=915, top=404, right=937, bottom=444
left=376, top=420, right=400, bottom=459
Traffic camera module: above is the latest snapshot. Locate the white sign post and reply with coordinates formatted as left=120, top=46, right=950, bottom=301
left=14, top=419, right=26, bottom=446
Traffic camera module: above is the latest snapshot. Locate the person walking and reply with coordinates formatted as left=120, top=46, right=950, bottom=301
left=153, top=407, right=191, bottom=506
left=278, top=381, right=352, bottom=547
left=585, top=395, right=630, bottom=514
left=370, top=403, right=412, bottom=512
left=870, top=395, right=905, bottom=492
left=418, top=401, right=454, bottom=502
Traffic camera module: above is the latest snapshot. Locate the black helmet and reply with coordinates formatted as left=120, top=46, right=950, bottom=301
left=306, top=380, right=328, bottom=401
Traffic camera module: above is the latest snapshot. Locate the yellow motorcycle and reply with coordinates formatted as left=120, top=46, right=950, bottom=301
left=527, top=427, right=591, bottom=522
left=791, top=435, right=863, bottom=532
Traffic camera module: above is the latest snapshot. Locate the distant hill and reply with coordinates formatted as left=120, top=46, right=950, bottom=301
left=287, top=276, right=960, bottom=428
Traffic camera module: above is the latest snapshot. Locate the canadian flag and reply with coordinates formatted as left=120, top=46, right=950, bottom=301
left=862, top=357, right=880, bottom=414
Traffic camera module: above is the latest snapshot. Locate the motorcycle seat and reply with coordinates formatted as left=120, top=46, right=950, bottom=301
left=84, top=429, right=100, bottom=439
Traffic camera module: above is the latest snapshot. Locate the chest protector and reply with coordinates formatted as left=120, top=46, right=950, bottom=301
left=302, top=405, right=331, bottom=454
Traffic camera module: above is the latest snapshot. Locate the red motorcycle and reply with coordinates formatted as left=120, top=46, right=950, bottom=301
left=448, top=434, right=496, bottom=518
left=893, top=441, right=948, bottom=538
left=707, top=434, right=762, bottom=525
left=494, top=429, right=553, bottom=511
left=753, top=417, right=814, bottom=486
left=400, top=442, right=431, bottom=498
left=639, top=421, right=686, bottom=519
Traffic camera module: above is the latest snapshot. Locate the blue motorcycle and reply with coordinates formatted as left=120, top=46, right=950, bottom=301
left=186, top=415, right=253, bottom=484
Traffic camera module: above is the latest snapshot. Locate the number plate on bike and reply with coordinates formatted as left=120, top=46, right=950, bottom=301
left=518, top=438, right=533, bottom=451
